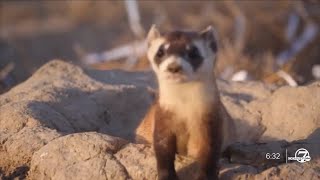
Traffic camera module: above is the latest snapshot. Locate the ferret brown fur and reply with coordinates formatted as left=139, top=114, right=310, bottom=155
left=136, top=25, right=236, bottom=180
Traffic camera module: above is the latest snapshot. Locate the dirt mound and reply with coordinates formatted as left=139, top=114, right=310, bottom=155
left=0, top=60, right=319, bottom=179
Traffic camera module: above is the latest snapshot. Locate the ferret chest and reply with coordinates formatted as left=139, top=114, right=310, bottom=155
left=158, top=83, right=217, bottom=155
left=159, top=82, right=216, bottom=124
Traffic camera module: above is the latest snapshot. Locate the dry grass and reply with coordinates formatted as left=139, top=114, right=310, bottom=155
left=0, top=1, right=319, bottom=93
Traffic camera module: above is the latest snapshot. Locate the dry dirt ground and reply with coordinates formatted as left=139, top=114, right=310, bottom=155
left=0, top=60, right=319, bottom=180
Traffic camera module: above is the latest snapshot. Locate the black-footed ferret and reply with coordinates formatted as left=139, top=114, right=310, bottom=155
left=136, top=25, right=236, bottom=180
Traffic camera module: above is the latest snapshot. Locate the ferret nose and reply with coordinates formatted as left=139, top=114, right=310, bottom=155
left=167, top=63, right=182, bottom=73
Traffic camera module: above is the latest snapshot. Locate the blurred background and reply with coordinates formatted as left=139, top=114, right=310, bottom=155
left=1, top=1, right=320, bottom=94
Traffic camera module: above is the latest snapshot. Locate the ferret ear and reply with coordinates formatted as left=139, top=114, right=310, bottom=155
left=200, top=25, right=218, bottom=52
left=147, top=24, right=161, bottom=45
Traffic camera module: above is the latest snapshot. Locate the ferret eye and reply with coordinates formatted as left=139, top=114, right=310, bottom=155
left=188, top=46, right=200, bottom=59
left=156, top=45, right=165, bottom=58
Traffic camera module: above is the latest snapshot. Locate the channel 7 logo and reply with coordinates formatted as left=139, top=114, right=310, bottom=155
left=287, top=148, right=311, bottom=163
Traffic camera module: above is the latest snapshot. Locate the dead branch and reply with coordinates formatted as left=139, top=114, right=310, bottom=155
left=80, top=40, right=147, bottom=65
left=276, top=3, right=318, bottom=66
left=286, top=12, right=300, bottom=42
left=77, top=0, right=146, bottom=66
left=0, top=62, right=15, bottom=81
left=124, top=0, right=145, bottom=39
left=224, top=1, right=247, bottom=53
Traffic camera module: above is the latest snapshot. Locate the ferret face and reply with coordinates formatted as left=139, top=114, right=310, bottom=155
left=146, top=25, right=218, bottom=84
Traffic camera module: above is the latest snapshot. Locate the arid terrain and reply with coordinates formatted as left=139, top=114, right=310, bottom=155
left=0, top=1, right=320, bottom=180
left=0, top=60, right=319, bottom=179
